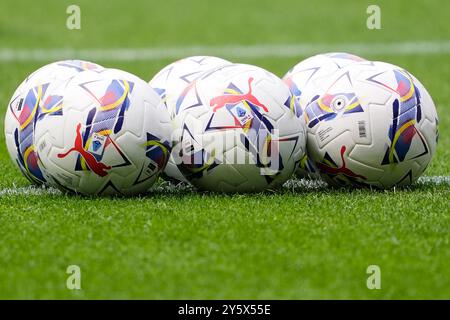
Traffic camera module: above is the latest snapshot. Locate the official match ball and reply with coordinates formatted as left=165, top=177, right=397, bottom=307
left=34, top=68, right=172, bottom=195
left=304, top=61, right=438, bottom=188
left=174, top=63, right=307, bottom=192
left=149, top=56, right=232, bottom=119
left=283, top=52, right=366, bottom=179
left=149, top=55, right=232, bottom=183
left=4, top=60, right=105, bottom=185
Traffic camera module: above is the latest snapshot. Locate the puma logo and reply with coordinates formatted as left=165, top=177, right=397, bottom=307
left=209, top=77, right=269, bottom=113
left=57, top=123, right=111, bottom=177
left=317, top=145, right=366, bottom=180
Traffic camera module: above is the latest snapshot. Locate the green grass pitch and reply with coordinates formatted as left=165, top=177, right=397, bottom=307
left=0, top=0, right=449, bottom=299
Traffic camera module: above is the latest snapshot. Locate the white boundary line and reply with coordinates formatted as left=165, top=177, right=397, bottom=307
left=0, top=185, right=61, bottom=196
left=283, top=176, right=450, bottom=190
left=1, top=41, right=450, bottom=62
left=0, top=176, right=447, bottom=196
left=417, top=175, right=450, bottom=185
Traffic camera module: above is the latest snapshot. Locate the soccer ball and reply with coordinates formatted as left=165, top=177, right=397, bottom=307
left=4, top=60, right=105, bottom=185
left=149, top=56, right=232, bottom=183
left=304, top=60, right=438, bottom=188
left=284, top=52, right=366, bottom=107
left=149, top=56, right=232, bottom=119
left=174, top=63, right=307, bottom=192
left=34, top=68, right=172, bottom=195
left=283, top=52, right=366, bottom=179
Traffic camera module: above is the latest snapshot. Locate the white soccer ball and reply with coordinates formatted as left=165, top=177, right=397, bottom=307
left=4, top=60, right=105, bottom=185
left=34, top=68, right=172, bottom=195
left=283, top=52, right=366, bottom=179
left=173, top=63, right=307, bottom=192
left=149, top=56, right=232, bottom=183
left=304, top=61, right=438, bottom=188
